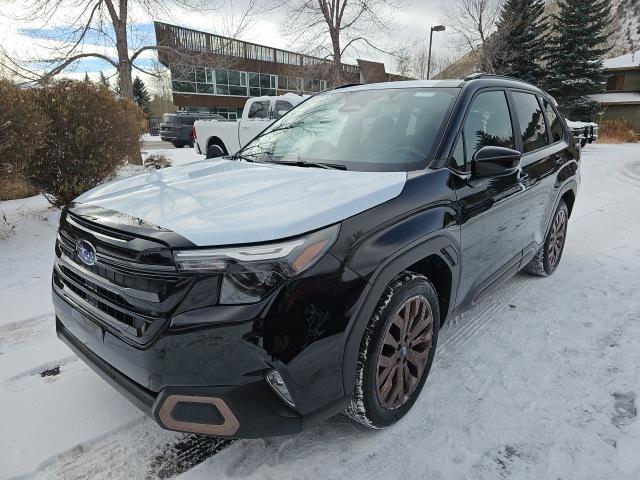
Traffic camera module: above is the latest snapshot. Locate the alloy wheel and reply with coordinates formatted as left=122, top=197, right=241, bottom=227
left=548, top=208, right=567, bottom=268
left=376, top=295, right=434, bottom=410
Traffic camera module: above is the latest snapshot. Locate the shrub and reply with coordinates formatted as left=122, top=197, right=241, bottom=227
left=24, top=80, right=147, bottom=206
left=0, top=176, right=38, bottom=201
left=598, top=119, right=637, bottom=144
left=144, top=154, right=172, bottom=169
left=0, top=79, right=48, bottom=194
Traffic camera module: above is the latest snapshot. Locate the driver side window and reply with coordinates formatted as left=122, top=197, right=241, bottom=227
left=451, top=91, right=515, bottom=172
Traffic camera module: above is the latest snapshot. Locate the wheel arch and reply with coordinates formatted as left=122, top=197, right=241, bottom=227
left=342, top=233, right=459, bottom=396
left=207, top=136, right=228, bottom=155
left=561, top=188, right=575, bottom=217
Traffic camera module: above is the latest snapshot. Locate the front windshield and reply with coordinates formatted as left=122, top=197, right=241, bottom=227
left=239, top=87, right=459, bottom=171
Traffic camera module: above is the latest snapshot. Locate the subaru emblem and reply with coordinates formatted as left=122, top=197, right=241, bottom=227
left=76, top=239, right=97, bottom=266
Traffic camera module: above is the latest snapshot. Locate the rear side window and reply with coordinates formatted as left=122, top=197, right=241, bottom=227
left=273, top=100, right=294, bottom=120
left=248, top=101, right=270, bottom=119
left=541, top=98, right=563, bottom=143
left=452, top=90, right=515, bottom=171
left=512, top=92, right=549, bottom=153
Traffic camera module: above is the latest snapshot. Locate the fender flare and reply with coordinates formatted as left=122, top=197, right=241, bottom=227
left=341, top=232, right=460, bottom=395
left=206, top=136, right=228, bottom=155
left=547, top=177, right=578, bottom=236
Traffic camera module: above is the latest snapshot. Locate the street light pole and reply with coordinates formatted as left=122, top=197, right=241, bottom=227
left=427, top=25, right=446, bottom=80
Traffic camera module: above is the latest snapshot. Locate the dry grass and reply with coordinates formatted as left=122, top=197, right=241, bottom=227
left=0, top=175, right=39, bottom=201
left=598, top=120, right=638, bottom=144
left=144, top=154, right=172, bottom=169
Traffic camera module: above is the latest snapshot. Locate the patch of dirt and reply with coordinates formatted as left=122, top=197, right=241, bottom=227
left=41, top=366, right=61, bottom=377
left=147, top=435, right=233, bottom=479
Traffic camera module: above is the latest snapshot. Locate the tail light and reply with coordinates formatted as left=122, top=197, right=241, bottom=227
left=192, top=126, right=197, bottom=139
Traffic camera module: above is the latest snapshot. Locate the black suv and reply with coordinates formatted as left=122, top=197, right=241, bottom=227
left=53, top=75, right=579, bottom=438
left=159, top=112, right=224, bottom=148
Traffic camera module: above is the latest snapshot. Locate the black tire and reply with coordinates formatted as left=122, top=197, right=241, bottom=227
left=524, top=199, right=569, bottom=276
left=206, top=143, right=225, bottom=159
left=344, top=272, right=440, bottom=429
left=172, top=141, right=185, bottom=148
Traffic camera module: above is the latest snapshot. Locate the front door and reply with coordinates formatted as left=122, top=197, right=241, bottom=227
left=451, top=90, right=531, bottom=307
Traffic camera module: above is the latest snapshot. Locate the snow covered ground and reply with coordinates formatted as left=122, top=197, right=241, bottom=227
left=1, top=144, right=639, bottom=480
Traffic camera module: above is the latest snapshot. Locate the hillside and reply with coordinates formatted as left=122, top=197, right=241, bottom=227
left=435, top=0, right=640, bottom=80
left=612, top=0, right=640, bottom=56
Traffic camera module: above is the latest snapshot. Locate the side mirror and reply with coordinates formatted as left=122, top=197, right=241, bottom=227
left=277, top=109, right=289, bottom=117
left=471, top=146, right=521, bottom=177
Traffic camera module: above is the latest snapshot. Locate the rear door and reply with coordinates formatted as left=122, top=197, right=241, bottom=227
left=272, top=99, right=294, bottom=120
left=452, top=89, right=531, bottom=306
left=509, top=90, right=564, bottom=254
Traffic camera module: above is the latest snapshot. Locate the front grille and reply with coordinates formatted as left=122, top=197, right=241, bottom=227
left=54, top=211, right=196, bottom=344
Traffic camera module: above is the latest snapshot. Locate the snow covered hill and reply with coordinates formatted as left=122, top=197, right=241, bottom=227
left=612, top=0, right=640, bottom=56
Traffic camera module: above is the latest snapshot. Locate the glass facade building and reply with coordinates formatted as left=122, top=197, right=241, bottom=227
left=154, top=22, right=405, bottom=119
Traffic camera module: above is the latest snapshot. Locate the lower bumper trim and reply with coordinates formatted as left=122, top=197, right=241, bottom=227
left=57, top=315, right=352, bottom=438
left=158, top=394, right=240, bottom=436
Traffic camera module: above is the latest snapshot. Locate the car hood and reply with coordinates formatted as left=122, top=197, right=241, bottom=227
left=75, top=159, right=407, bottom=246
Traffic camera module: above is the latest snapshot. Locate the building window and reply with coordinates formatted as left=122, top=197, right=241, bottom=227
left=247, top=72, right=277, bottom=97
left=606, top=75, right=625, bottom=91
left=277, top=75, right=303, bottom=93
left=195, top=67, right=206, bottom=83
left=214, top=69, right=248, bottom=96
left=197, top=83, right=215, bottom=94
left=170, top=65, right=195, bottom=82
left=172, top=81, right=196, bottom=93
left=180, top=106, right=244, bottom=120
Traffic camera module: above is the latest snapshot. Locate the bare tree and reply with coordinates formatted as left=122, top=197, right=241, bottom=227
left=1, top=0, right=257, bottom=99
left=441, top=0, right=500, bottom=73
left=272, top=0, right=407, bottom=84
left=393, top=35, right=461, bottom=80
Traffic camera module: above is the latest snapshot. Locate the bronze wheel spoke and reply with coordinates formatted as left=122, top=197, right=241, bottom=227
left=376, top=294, right=434, bottom=410
left=393, top=365, right=404, bottom=405
left=411, top=329, right=433, bottom=347
left=408, top=347, right=428, bottom=371
left=403, top=363, right=416, bottom=391
left=379, top=364, right=397, bottom=401
left=548, top=208, right=567, bottom=268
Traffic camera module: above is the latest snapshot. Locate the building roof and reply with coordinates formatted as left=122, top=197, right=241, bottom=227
left=588, top=92, right=640, bottom=105
left=603, top=50, right=640, bottom=71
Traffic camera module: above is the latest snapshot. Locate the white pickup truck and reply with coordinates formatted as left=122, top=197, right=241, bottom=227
left=194, top=94, right=306, bottom=158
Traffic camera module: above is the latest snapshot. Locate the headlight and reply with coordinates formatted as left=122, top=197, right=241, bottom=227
left=173, top=224, right=340, bottom=304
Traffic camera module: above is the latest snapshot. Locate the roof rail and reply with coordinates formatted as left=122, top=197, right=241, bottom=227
left=333, top=83, right=361, bottom=90
left=463, top=72, right=538, bottom=86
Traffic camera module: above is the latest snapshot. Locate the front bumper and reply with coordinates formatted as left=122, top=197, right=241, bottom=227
left=53, top=291, right=349, bottom=438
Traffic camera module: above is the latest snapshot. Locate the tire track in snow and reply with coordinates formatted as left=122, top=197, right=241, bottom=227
left=14, top=417, right=232, bottom=480
left=0, top=313, right=53, bottom=354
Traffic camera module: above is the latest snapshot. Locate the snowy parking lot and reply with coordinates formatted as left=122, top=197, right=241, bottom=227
left=1, top=143, right=639, bottom=480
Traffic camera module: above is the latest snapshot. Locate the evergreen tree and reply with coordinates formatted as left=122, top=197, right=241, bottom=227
left=84, top=71, right=90, bottom=83
left=544, top=0, right=612, bottom=120
left=132, top=76, right=150, bottom=114
left=493, top=0, right=548, bottom=85
left=98, top=71, right=110, bottom=89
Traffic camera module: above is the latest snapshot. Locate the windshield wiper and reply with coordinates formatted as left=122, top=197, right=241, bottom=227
left=272, top=160, right=346, bottom=170
left=230, top=152, right=266, bottom=163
